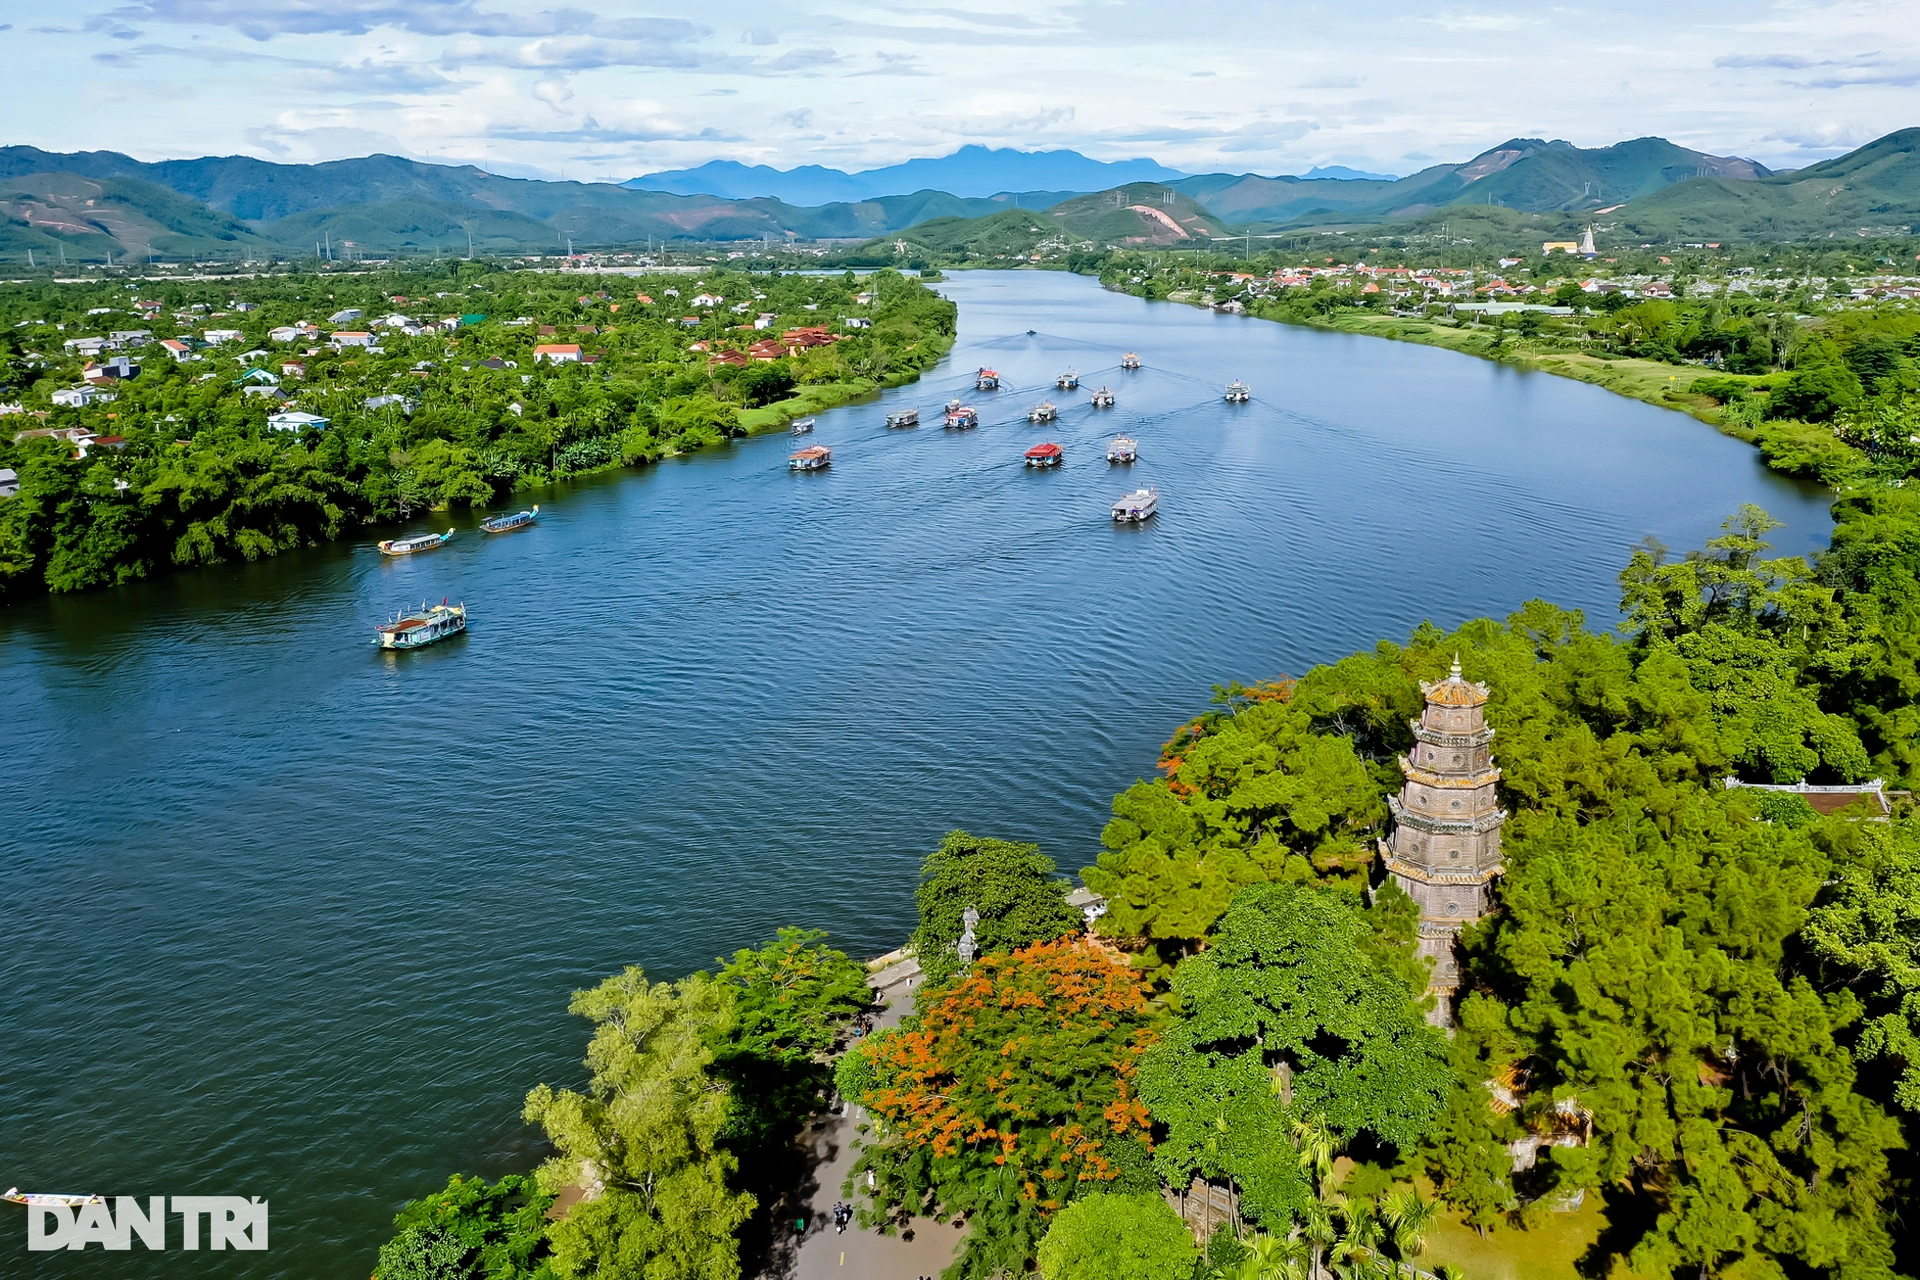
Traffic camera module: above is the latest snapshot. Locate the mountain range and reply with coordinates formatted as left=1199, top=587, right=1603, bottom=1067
left=626, top=145, right=1187, bottom=204
left=0, top=131, right=1912, bottom=264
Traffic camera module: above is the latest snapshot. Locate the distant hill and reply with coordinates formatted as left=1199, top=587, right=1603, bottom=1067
left=841, top=185, right=1231, bottom=264
left=1172, top=137, right=1774, bottom=227
left=1302, top=166, right=1400, bottom=181
left=1614, top=127, right=1920, bottom=240
left=627, top=145, right=1187, bottom=202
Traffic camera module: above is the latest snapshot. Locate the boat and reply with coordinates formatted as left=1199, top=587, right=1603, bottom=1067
left=944, top=405, right=979, bottom=429
left=378, top=530, right=454, bottom=556
left=479, top=505, right=538, bottom=534
left=1224, top=380, right=1251, bottom=403
left=1121, top=352, right=1142, bottom=370
left=789, top=445, right=832, bottom=471
left=1091, top=387, right=1115, bottom=408
left=1025, top=442, right=1063, bottom=468
left=885, top=408, right=920, bottom=429
left=976, top=367, right=1000, bottom=391
left=1107, top=435, right=1138, bottom=463
left=375, top=601, right=467, bottom=650
left=1028, top=401, right=1058, bottom=424
left=790, top=417, right=816, bottom=435
left=4, top=1189, right=104, bottom=1209
left=1056, top=370, right=1080, bottom=390
left=944, top=398, right=963, bottom=415
left=1113, top=487, right=1158, bottom=522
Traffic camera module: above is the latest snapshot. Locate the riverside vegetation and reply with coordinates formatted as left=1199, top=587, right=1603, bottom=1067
left=0, top=264, right=954, bottom=595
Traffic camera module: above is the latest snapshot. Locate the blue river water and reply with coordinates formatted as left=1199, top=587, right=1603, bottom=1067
left=0, top=270, right=1829, bottom=1277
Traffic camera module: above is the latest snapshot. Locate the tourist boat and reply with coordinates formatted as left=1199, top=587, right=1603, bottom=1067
left=1056, top=370, right=1079, bottom=390
left=975, top=367, right=1000, bottom=391
left=479, top=505, right=538, bottom=534
left=790, top=417, right=815, bottom=435
left=1091, top=387, right=1115, bottom=408
left=4, top=1189, right=104, bottom=1209
left=1025, top=442, right=1063, bottom=468
left=1028, top=401, right=1058, bottom=423
left=1112, top=487, right=1158, bottom=522
left=944, top=405, right=979, bottom=429
left=1107, top=435, right=1138, bottom=463
left=378, top=530, right=454, bottom=556
left=1121, top=352, right=1142, bottom=370
left=1224, top=380, right=1251, bottom=403
left=375, top=601, right=467, bottom=650
left=885, top=408, right=920, bottom=429
left=944, top=398, right=963, bottom=415
left=789, top=445, right=832, bottom=471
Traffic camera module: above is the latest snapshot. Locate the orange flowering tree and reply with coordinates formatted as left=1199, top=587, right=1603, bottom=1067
left=836, top=938, right=1161, bottom=1278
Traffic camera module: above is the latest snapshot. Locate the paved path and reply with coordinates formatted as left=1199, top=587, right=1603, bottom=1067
left=781, top=957, right=970, bottom=1280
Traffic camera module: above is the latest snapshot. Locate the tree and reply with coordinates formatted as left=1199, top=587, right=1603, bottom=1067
left=838, top=938, right=1159, bottom=1279
left=910, top=830, right=1083, bottom=988
left=1380, top=1188, right=1439, bottom=1279
left=522, top=967, right=755, bottom=1280
left=377, top=1174, right=553, bottom=1280
left=377, top=1226, right=474, bottom=1280
left=1138, top=883, right=1452, bottom=1232
left=1805, top=816, right=1920, bottom=1110
left=1083, top=679, right=1385, bottom=970
left=711, top=927, right=869, bottom=1148
left=1035, top=1192, right=1198, bottom=1280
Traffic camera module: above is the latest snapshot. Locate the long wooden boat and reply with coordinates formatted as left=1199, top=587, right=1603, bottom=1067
left=789, top=445, right=832, bottom=471
left=378, top=530, right=454, bottom=556
left=1121, top=352, right=1142, bottom=370
left=885, top=408, right=920, bottom=429
left=479, top=505, right=538, bottom=534
left=375, top=602, right=467, bottom=650
left=1025, top=442, right=1063, bottom=468
left=1224, top=380, right=1251, bottom=403
left=1028, top=401, right=1058, bottom=423
left=976, top=368, right=1000, bottom=391
left=944, top=406, right=978, bottom=429
left=1107, top=435, right=1138, bottom=463
left=1056, top=370, right=1079, bottom=390
left=1091, top=387, right=1115, bottom=408
left=790, top=417, right=816, bottom=435
left=4, top=1189, right=104, bottom=1208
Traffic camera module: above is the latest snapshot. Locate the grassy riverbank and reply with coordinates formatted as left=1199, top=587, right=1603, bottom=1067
left=735, top=334, right=957, bottom=435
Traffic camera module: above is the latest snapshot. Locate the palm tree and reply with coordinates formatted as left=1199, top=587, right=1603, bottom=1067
left=1292, top=1116, right=1342, bottom=1280
left=1381, top=1188, right=1441, bottom=1280
left=1229, top=1232, right=1310, bottom=1280
left=1328, top=1199, right=1385, bottom=1280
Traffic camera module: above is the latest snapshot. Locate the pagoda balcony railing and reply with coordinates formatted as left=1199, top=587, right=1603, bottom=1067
left=1389, top=796, right=1508, bottom=834
left=1410, top=725, right=1495, bottom=748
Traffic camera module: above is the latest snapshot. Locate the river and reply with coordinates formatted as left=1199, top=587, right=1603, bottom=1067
left=0, top=270, right=1828, bottom=1277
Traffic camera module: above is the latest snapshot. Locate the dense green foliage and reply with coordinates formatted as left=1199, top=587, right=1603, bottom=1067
left=376, top=1175, right=555, bottom=1280
left=0, top=265, right=954, bottom=595
left=910, top=829, right=1085, bottom=988
left=711, top=927, right=870, bottom=1149
left=1138, top=882, right=1452, bottom=1229
left=838, top=936, right=1160, bottom=1279
left=1035, top=1191, right=1199, bottom=1280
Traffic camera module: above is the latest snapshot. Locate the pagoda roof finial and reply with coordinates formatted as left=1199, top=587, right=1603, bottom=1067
left=1450, top=653, right=1463, bottom=680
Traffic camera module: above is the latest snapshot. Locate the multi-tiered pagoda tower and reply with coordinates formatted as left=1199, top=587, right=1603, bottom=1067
left=1380, top=658, right=1507, bottom=1022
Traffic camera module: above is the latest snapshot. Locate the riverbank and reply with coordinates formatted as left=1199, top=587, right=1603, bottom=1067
left=737, top=331, right=957, bottom=435
left=1112, top=283, right=1744, bottom=435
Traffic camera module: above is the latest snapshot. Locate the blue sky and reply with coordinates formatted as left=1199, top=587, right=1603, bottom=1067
left=3, top=0, right=1915, bottom=179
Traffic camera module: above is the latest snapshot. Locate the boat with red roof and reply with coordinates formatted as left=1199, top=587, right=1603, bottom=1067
left=1025, top=442, right=1063, bottom=468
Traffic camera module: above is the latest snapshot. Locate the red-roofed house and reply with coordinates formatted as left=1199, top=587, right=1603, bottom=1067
left=534, top=343, right=583, bottom=364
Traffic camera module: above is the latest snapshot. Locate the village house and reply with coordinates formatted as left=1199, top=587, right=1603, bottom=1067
left=328, top=308, right=364, bottom=324
left=281, top=361, right=306, bottom=379
left=52, top=385, right=117, bottom=408
left=74, top=434, right=127, bottom=458
left=0, top=468, right=16, bottom=498
left=202, top=329, right=246, bottom=345
left=266, top=410, right=330, bottom=431
left=690, top=293, right=724, bottom=308
left=63, top=336, right=111, bottom=357
left=84, top=356, right=140, bottom=384
left=158, top=338, right=198, bottom=362
left=108, top=330, right=152, bottom=347
left=365, top=394, right=416, bottom=413
left=533, top=343, right=583, bottom=364
left=329, top=331, right=377, bottom=349
left=842, top=316, right=871, bottom=329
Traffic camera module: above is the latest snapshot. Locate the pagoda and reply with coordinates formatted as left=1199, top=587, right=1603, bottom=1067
left=1380, top=657, right=1507, bottom=1022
